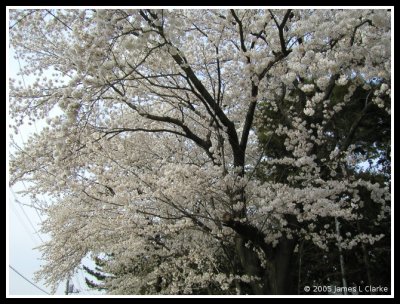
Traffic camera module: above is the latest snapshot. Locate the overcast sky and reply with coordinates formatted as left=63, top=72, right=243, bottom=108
left=7, top=38, right=97, bottom=296
left=7, top=99, right=89, bottom=296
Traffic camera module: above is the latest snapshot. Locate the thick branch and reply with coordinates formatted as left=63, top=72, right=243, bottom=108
left=216, top=46, right=222, bottom=105
left=268, top=9, right=292, bottom=55
left=341, top=98, right=374, bottom=151
left=222, top=215, right=273, bottom=259
left=322, top=74, right=339, bottom=101
left=240, top=85, right=258, bottom=151
left=143, top=112, right=212, bottom=150
left=169, top=53, right=234, bottom=129
left=170, top=52, right=243, bottom=165
left=350, top=19, right=372, bottom=46
left=115, top=97, right=215, bottom=161
left=45, top=10, right=72, bottom=31
left=139, top=12, right=243, bottom=166
left=230, top=10, right=248, bottom=55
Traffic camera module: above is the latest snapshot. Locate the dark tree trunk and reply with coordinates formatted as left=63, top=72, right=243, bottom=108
left=266, top=238, right=296, bottom=294
left=234, top=236, right=265, bottom=294
left=223, top=205, right=297, bottom=294
left=228, top=154, right=296, bottom=294
left=232, top=231, right=296, bottom=294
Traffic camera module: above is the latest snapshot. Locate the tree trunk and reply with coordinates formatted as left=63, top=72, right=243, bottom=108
left=234, top=236, right=296, bottom=295
left=266, top=238, right=296, bottom=294
left=235, top=236, right=264, bottom=294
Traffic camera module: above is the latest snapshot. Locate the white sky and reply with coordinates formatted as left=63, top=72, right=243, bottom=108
left=7, top=41, right=97, bottom=296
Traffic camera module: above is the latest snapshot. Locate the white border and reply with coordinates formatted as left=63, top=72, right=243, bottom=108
left=6, top=6, right=394, bottom=298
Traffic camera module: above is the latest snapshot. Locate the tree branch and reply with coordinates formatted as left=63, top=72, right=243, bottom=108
left=222, top=215, right=273, bottom=259
left=101, top=127, right=186, bottom=138
left=45, top=10, right=73, bottom=31
left=240, top=85, right=258, bottom=152
left=230, top=10, right=248, bottom=55
left=350, top=19, right=372, bottom=46
left=341, top=94, right=374, bottom=151
left=268, top=9, right=292, bottom=55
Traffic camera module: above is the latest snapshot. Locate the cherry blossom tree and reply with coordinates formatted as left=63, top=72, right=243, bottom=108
left=9, top=8, right=391, bottom=294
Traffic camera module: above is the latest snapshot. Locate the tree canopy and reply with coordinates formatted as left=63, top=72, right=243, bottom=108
left=9, top=9, right=391, bottom=295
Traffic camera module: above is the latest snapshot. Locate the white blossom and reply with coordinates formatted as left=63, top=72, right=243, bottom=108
left=8, top=8, right=391, bottom=295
